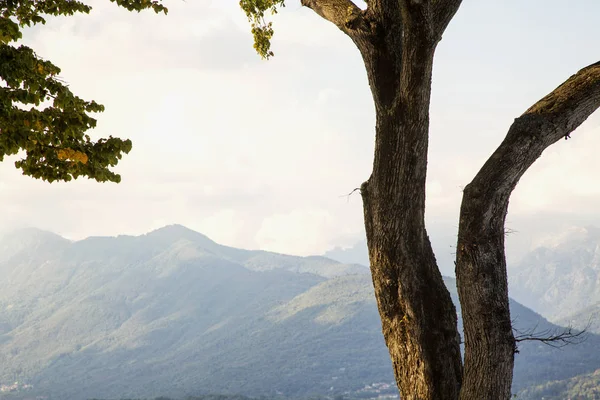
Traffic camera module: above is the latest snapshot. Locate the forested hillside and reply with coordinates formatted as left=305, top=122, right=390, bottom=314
left=0, top=226, right=598, bottom=399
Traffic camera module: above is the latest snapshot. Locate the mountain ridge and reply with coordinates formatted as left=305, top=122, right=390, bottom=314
left=0, top=224, right=368, bottom=279
left=1, top=226, right=599, bottom=399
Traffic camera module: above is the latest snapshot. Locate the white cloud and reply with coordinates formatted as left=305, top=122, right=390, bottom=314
left=199, top=209, right=246, bottom=248
left=511, top=120, right=600, bottom=216
left=256, top=209, right=337, bottom=255
left=1, top=1, right=600, bottom=259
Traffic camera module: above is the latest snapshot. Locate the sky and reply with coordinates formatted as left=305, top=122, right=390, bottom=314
left=1, top=0, right=600, bottom=275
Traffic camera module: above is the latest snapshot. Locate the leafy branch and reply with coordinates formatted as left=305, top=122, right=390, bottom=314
left=0, top=0, right=167, bottom=182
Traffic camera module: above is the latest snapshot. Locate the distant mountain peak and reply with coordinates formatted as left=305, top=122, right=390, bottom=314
left=5, top=226, right=69, bottom=240
left=145, top=224, right=216, bottom=244
left=0, top=227, right=71, bottom=262
left=160, top=223, right=188, bottom=230
left=535, top=225, right=600, bottom=250
left=148, top=223, right=201, bottom=235
left=0, top=227, right=74, bottom=247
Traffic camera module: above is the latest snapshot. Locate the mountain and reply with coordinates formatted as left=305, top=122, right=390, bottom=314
left=148, top=225, right=369, bottom=278
left=333, top=226, right=600, bottom=323
left=0, top=226, right=599, bottom=399
left=508, top=226, right=600, bottom=321
left=323, top=240, right=370, bottom=268
left=0, top=226, right=373, bottom=399
left=557, top=301, right=600, bottom=334
left=516, top=369, right=600, bottom=400
left=0, top=227, right=71, bottom=263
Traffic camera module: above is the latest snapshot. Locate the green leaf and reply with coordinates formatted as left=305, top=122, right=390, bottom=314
left=0, top=0, right=168, bottom=182
left=239, top=0, right=285, bottom=59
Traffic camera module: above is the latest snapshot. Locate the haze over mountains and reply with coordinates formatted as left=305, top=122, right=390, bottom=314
left=508, top=226, right=600, bottom=322
left=326, top=225, right=600, bottom=328
left=1, top=225, right=600, bottom=399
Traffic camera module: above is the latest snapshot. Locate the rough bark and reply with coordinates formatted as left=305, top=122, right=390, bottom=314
left=358, top=40, right=463, bottom=400
left=303, top=1, right=464, bottom=399
left=300, top=0, right=370, bottom=33
left=456, top=61, right=600, bottom=400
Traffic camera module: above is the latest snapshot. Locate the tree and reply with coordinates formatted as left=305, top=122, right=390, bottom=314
left=240, top=1, right=600, bottom=400
left=0, top=0, right=167, bottom=183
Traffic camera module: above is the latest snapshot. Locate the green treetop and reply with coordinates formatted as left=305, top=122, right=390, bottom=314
left=0, top=0, right=167, bottom=182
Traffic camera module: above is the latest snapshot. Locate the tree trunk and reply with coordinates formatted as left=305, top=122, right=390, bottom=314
left=362, top=177, right=463, bottom=400
left=456, top=187, right=515, bottom=400
left=456, top=61, right=600, bottom=400
left=358, top=10, right=463, bottom=399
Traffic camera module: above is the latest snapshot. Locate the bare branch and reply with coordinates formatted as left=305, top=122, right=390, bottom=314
left=514, top=324, right=588, bottom=351
left=339, top=187, right=361, bottom=202
left=301, top=0, right=371, bottom=35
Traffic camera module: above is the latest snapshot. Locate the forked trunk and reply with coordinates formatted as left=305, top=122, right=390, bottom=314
left=296, top=1, right=600, bottom=399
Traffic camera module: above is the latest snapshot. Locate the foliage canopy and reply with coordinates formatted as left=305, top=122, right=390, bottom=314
left=0, top=0, right=166, bottom=182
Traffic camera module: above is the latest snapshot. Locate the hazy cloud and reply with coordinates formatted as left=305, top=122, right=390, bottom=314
left=1, top=1, right=600, bottom=260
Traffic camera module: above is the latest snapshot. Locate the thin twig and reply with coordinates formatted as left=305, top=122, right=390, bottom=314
left=340, top=187, right=361, bottom=202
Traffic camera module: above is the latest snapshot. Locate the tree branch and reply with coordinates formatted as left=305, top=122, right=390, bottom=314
left=461, top=60, right=600, bottom=233
left=301, top=0, right=371, bottom=35
left=455, top=60, right=600, bottom=399
left=523, top=61, right=600, bottom=142
left=514, top=324, right=588, bottom=351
